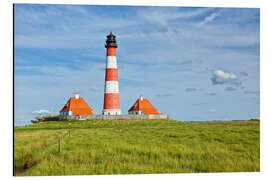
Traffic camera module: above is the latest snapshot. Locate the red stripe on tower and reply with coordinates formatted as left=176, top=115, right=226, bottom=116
left=102, top=32, right=122, bottom=115
left=105, top=68, right=118, bottom=81
left=107, top=47, right=116, bottom=56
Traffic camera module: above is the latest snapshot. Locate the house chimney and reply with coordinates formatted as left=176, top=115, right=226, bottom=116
left=140, top=94, right=144, bottom=101
left=74, top=92, right=79, bottom=99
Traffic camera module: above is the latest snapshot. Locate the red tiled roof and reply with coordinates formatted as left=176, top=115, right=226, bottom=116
left=60, top=97, right=94, bottom=115
left=128, top=98, right=158, bottom=114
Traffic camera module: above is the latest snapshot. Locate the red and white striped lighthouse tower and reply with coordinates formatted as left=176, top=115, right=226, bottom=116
left=102, top=32, right=122, bottom=115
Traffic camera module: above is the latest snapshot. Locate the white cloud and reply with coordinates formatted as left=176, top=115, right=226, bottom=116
left=206, top=92, right=216, bottom=96
left=211, top=70, right=241, bottom=86
left=244, top=90, right=260, bottom=94
left=208, top=109, right=216, bottom=112
left=240, top=72, right=249, bottom=77
left=225, top=86, right=237, bottom=91
left=156, top=93, right=172, bottom=97
left=199, top=12, right=219, bottom=26
left=89, top=86, right=100, bottom=92
left=140, top=7, right=211, bottom=26
left=184, top=88, right=197, bottom=92
left=32, top=109, right=51, bottom=114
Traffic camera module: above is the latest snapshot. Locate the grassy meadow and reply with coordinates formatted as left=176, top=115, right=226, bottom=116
left=14, top=119, right=260, bottom=176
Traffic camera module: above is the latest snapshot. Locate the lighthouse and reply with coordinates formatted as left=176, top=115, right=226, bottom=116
left=102, top=32, right=122, bottom=115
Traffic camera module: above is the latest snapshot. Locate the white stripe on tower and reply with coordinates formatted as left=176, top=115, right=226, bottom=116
left=105, top=81, right=119, bottom=93
left=106, top=56, right=117, bottom=69
left=103, top=32, right=121, bottom=115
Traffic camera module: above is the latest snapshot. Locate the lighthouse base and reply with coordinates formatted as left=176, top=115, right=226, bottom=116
left=102, top=109, right=122, bottom=115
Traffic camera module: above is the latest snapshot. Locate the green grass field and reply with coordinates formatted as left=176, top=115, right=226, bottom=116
left=14, top=119, right=260, bottom=176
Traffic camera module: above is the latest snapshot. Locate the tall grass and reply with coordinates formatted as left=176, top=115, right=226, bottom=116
left=14, top=119, right=260, bottom=176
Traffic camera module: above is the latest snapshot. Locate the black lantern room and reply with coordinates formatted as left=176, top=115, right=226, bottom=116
left=105, top=32, right=118, bottom=48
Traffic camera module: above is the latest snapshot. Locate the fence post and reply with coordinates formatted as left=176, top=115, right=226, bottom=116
left=58, top=138, right=61, bottom=153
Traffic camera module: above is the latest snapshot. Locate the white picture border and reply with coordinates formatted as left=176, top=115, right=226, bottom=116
left=1, top=0, right=269, bottom=180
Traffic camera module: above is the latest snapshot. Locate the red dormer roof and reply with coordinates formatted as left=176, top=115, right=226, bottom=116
left=60, top=97, right=94, bottom=116
left=128, top=97, right=158, bottom=114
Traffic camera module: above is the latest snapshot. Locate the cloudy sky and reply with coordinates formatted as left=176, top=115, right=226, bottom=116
left=14, top=4, right=260, bottom=126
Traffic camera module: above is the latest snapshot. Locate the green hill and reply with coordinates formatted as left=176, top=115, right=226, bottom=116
left=14, top=119, right=260, bottom=176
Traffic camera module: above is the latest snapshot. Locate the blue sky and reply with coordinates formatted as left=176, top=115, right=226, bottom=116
left=14, top=4, right=260, bottom=126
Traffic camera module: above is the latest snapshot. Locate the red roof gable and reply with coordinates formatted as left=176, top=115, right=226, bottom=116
left=128, top=98, right=158, bottom=114
left=60, top=97, right=94, bottom=116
